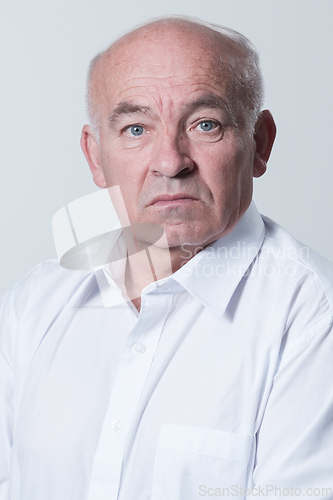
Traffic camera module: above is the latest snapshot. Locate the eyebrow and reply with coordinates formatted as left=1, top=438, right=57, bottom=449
left=108, top=93, right=232, bottom=128
left=109, top=103, right=152, bottom=127
left=183, top=94, right=230, bottom=115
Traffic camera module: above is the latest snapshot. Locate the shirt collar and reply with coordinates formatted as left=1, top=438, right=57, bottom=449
left=169, top=202, right=265, bottom=316
left=79, top=202, right=265, bottom=314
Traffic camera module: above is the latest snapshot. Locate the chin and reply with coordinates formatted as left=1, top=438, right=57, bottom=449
left=162, top=224, right=213, bottom=249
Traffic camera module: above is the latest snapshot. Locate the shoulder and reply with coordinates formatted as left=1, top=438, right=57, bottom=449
left=258, top=215, right=333, bottom=342
left=0, top=260, right=93, bottom=365
left=261, top=215, right=333, bottom=298
left=1, top=259, right=91, bottom=316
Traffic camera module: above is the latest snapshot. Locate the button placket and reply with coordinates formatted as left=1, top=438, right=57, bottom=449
left=111, top=420, right=122, bottom=432
left=86, top=292, right=175, bottom=500
left=134, top=342, right=146, bottom=354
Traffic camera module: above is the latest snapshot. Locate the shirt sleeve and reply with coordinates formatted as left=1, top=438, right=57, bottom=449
left=253, top=317, right=333, bottom=498
left=0, top=264, right=42, bottom=499
left=0, top=289, right=16, bottom=500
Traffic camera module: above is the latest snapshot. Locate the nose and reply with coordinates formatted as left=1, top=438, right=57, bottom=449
left=150, top=133, right=194, bottom=178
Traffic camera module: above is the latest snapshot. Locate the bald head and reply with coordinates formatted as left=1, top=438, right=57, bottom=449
left=86, top=17, right=264, bottom=140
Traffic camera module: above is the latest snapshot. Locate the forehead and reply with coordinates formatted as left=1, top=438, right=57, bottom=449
left=93, top=26, right=235, bottom=113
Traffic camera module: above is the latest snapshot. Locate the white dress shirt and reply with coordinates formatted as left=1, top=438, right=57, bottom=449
left=1, top=202, right=333, bottom=500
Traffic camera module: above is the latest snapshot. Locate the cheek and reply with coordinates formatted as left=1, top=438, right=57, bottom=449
left=99, top=149, right=149, bottom=219
left=100, top=146, right=139, bottom=187
left=197, top=142, right=254, bottom=204
left=195, top=143, right=246, bottom=183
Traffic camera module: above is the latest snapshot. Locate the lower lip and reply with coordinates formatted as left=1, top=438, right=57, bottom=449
left=151, top=198, right=197, bottom=208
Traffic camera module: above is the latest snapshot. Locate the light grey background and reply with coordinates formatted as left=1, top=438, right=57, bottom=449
left=1, top=0, right=332, bottom=296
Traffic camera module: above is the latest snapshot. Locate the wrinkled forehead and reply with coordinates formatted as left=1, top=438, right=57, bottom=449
left=91, top=24, right=241, bottom=109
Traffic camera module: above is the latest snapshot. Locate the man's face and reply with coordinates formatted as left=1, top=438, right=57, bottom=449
left=84, top=27, right=263, bottom=249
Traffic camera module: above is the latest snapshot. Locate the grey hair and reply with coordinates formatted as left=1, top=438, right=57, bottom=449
left=86, top=15, right=264, bottom=140
left=86, top=52, right=104, bottom=141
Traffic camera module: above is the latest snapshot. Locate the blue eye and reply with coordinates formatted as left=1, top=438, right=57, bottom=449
left=199, top=121, right=215, bottom=131
left=130, top=125, right=144, bottom=136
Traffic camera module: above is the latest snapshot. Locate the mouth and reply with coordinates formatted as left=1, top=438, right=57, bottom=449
left=149, top=194, right=198, bottom=207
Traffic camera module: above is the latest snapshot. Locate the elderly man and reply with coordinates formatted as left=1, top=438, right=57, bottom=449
left=0, top=16, right=333, bottom=500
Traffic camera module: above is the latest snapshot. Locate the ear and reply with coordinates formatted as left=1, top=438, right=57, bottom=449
left=80, top=125, right=107, bottom=188
left=253, top=110, right=277, bottom=178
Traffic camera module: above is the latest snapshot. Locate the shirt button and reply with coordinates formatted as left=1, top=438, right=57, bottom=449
left=111, top=420, right=122, bottom=432
left=134, top=342, right=146, bottom=354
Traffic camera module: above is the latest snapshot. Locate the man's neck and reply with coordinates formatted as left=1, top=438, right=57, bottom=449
left=124, top=243, right=202, bottom=312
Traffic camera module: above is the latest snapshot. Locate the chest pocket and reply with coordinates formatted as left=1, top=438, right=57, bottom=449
left=151, top=424, right=254, bottom=500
